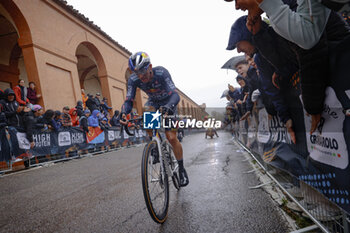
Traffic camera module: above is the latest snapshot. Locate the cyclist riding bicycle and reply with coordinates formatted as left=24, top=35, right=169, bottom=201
left=121, top=51, right=189, bottom=187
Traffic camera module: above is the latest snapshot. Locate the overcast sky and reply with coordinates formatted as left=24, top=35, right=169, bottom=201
left=66, top=0, right=245, bottom=108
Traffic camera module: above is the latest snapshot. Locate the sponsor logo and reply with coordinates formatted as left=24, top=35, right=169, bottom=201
left=310, top=135, right=339, bottom=150
left=71, top=132, right=84, bottom=144
left=143, top=111, right=161, bottom=129
left=16, top=132, right=30, bottom=150
left=108, top=131, right=115, bottom=141
left=58, top=132, right=71, bottom=146
left=162, top=117, right=222, bottom=129
left=33, top=133, right=51, bottom=147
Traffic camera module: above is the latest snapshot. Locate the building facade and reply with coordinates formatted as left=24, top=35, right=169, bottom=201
left=0, top=0, right=207, bottom=117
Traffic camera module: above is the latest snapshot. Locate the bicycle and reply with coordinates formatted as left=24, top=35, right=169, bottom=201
left=124, top=114, right=180, bottom=224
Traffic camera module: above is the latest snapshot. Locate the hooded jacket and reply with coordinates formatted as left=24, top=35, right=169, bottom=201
left=110, top=110, right=121, bottom=127
left=1, top=88, right=21, bottom=127
left=88, top=110, right=100, bottom=127
left=13, top=85, right=29, bottom=106
left=259, top=0, right=331, bottom=49
left=2, top=88, right=34, bottom=142
left=69, top=108, right=79, bottom=126
left=86, top=96, right=98, bottom=112
left=75, top=101, right=84, bottom=117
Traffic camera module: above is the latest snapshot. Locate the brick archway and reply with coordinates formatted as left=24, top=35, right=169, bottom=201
left=0, top=0, right=34, bottom=91
left=76, top=41, right=109, bottom=104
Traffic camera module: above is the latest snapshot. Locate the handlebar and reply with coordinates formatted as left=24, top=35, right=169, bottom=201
left=123, top=116, right=143, bottom=136
left=122, top=106, right=174, bottom=136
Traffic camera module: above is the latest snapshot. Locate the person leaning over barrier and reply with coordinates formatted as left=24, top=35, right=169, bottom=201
left=1, top=88, right=35, bottom=148
left=99, top=117, right=111, bottom=130
left=226, top=16, right=296, bottom=143
left=224, top=0, right=350, bottom=134
left=110, top=110, right=121, bottom=127
left=121, top=51, right=189, bottom=187
left=53, top=111, right=62, bottom=131
left=36, top=110, right=55, bottom=131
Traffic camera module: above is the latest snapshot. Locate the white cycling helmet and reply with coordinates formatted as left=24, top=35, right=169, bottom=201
left=128, top=52, right=151, bottom=73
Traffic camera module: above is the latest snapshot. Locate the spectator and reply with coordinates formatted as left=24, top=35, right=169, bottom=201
left=119, top=113, right=128, bottom=126
left=86, top=94, right=98, bottom=112
left=234, top=58, right=259, bottom=119
left=27, top=81, right=41, bottom=104
left=110, top=110, right=121, bottom=127
left=226, top=15, right=296, bottom=143
left=94, top=93, right=101, bottom=111
left=32, top=105, right=44, bottom=118
left=13, top=79, right=30, bottom=106
left=99, top=117, right=111, bottom=130
left=53, top=110, right=62, bottom=131
left=61, top=106, right=72, bottom=127
left=236, top=75, right=252, bottom=120
left=88, top=109, right=100, bottom=127
left=75, top=101, right=84, bottom=117
left=37, top=110, right=55, bottom=130
left=81, top=89, right=88, bottom=109
left=235, top=59, right=250, bottom=77
left=69, top=108, right=79, bottom=127
left=101, top=97, right=112, bottom=117
left=79, top=109, right=90, bottom=133
left=228, top=0, right=350, bottom=133
left=0, top=103, right=7, bottom=128
left=1, top=88, right=35, bottom=148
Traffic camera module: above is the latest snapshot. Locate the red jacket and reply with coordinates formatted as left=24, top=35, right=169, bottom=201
left=13, top=85, right=29, bottom=105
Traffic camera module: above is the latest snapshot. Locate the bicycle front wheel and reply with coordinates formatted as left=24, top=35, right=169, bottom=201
left=141, top=140, right=169, bottom=224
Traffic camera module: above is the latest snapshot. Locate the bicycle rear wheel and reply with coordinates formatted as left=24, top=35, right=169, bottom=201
left=141, top=140, right=169, bottom=224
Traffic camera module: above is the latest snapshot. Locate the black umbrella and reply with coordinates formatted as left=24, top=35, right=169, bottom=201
left=221, top=55, right=245, bottom=70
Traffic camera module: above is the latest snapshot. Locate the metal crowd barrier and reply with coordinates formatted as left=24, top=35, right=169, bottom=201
left=0, top=127, right=205, bottom=174
left=234, top=133, right=350, bottom=233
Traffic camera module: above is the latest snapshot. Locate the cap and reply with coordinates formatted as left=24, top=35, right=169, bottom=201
left=32, top=104, right=42, bottom=111
left=96, top=93, right=101, bottom=96
left=84, top=109, right=91, bottom=114
left=63, top=106, right=70, bottom=110
left=227, top=16, right=252, bottom=51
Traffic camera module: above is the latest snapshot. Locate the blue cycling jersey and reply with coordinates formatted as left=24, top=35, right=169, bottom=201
left=122, top=66, right=180, bottom=114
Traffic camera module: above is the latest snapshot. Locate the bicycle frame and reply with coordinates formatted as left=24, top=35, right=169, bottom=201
left=123, top=116, right=178, bottom=179
left=152, top=129, right=177, bottom=178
